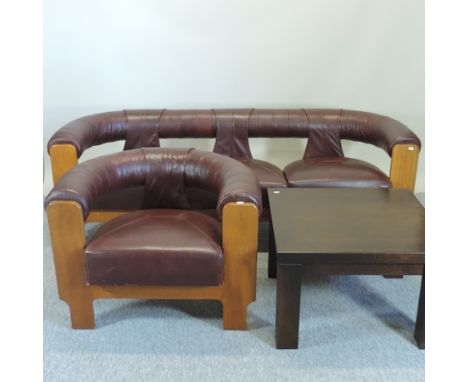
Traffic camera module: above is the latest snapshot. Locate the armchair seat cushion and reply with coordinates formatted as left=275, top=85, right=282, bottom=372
left=283, top=157, right=392, bottom=188
left=85, top=209, right=223, bottom=286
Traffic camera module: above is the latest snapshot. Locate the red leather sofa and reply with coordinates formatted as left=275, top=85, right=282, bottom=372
left=48, top=108, right=421, bottom=223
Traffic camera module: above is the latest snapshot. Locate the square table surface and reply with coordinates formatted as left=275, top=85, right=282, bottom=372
left=267, top=188, right=425, bottom=265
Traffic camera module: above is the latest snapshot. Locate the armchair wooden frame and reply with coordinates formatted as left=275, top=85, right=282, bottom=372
left=47, top=199, right=259, bottom=330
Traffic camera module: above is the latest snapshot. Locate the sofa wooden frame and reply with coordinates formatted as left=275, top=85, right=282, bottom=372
left=50, top=141, right=420, bottom=197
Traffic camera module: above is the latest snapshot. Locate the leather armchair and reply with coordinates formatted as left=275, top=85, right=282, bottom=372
left=44, top=148, right=262, bottom=330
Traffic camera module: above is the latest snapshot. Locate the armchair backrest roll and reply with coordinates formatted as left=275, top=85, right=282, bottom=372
left=44, top=148, right=263, bottom=219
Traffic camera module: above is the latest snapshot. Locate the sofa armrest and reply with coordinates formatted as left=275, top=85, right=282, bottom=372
left=339, top=110, right=421, bottom=156
left=47, top=111, right=127, bottom=157
left=47, top=111, right=127, bottom=184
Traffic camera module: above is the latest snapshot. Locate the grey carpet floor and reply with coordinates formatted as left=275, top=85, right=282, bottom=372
left=44, top=217, right=424, bottom=382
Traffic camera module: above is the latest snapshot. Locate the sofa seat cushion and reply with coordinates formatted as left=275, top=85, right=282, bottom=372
left=239, top=159, right=287, bottom=189
left=239, top=159, right=287, bottom=217
left=283, top=157, right=392, bottom=188
left=85, top=209, right=223, bottom=286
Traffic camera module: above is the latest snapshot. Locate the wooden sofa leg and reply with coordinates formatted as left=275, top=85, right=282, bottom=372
left=223, top=301, right=248, bottom=330
left=67, top=295, right=95, bottom=329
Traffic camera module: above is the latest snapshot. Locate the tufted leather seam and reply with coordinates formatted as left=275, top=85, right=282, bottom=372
left=123, top=110, right=164, bottom=149
left=183, top=217, right=223, bottom=283
left=182, top=218, right=223, bottom=253
left=338, top=108, right=343, bottom=140
left=123, top=109, right=129, bottom=141
left=86, top=214, right=149, bottom=244
left=181, top=148, right=195, bottom=207
left=244, top=108, right=255, bottom=158
left=154, top=108, right=165, bottom=146
left=213, top=109, right=253, bottom=159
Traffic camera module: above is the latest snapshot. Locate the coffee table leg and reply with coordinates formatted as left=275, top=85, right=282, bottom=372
left=276, top=263, right=302, bottom=349
left=414, top=272, right=425, bottom=349
left=268, top=222, right=277, bottom=279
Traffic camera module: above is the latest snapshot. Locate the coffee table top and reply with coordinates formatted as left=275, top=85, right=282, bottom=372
left=268, top=188, right=425, bottom=264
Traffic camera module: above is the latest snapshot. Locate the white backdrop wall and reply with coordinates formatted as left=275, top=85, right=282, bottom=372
left=44, top=0, right=424, bottom=192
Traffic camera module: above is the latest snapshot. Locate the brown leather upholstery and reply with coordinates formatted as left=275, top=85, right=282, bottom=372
left=48, top=109, right=421, bottom=158
left=47, top=109, right=420, bottom=215
left=92, top=159, right=286, bottom=212
left=283, top=157, right=392, bottom=188
left=44, top=148, right=262, bottom=218
left=213, top=109, right=253, bottom=158
left=93, top=185, right=220, bottom=213
left=239, top=158, right=287, bottom=210
left=124, top=110, right=164, bottom=150
left=45, top=148, right=260, bottom=330
left=85, top=210, right=223, bottom=286
left=93, top=186, right=145, bottom=211
left=239, top=159, right=287, bottom=189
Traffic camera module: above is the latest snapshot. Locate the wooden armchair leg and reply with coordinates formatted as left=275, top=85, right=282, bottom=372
left=47, top=201, right=94, bottom=329
left=67, top=295, right=95, bottom=329
left=222, top=301, right=248, bottom=330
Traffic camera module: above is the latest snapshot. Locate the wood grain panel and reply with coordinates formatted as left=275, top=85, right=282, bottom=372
left=49, top=144, right=78, bottom=184
left=390, top=144, right=420, bottom=191
left=47, top=201, right=95, bottom=329
left=221, top=202, right=259, bottom=329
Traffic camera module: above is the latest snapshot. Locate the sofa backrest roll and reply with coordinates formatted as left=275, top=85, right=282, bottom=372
left=48, top=109, right=421, bottom=160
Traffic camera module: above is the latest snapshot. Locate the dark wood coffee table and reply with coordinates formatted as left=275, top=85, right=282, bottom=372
left=267, top=188, right=425, bottom=349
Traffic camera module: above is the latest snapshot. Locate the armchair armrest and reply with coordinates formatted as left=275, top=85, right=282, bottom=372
left=44, top=149, right=148, bottom=219
left=183, top=149, right=262, bottom=217
left=44, top=148, right=263, bottom=219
